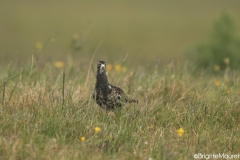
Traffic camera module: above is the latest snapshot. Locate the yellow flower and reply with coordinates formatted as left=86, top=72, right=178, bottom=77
left=94, top=127, right=101, bottom=133
left=54, top=61, right=65, bottom=68
left=114, top=64, right=121, bottom=71
left=121, top=67, right=127, bottom=73
left=35, top=42, right=43, bottom=50
left=72, top=33, right=79, bottom=40
left=80, top=136, right=86, bottom=142
left=177, top=127, right=184, bottom=137
left=106, top=64, right=113, bottom=71
left=214, top=65, right=220, bottom=71
left=215, top=80, right=221, bottom=87
left=224, top=58, right=230, bottom=65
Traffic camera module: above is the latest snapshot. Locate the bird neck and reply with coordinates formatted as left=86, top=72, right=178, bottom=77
left=96, top=73, right=109, bottom=88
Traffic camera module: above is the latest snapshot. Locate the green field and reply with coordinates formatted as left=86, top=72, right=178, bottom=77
left=0, top=61, right=240, bottom=159
left=1, top=1, right=240, bottom=159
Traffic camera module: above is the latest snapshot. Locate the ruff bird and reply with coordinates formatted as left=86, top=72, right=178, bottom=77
left=92, top=61, right=137, bottom=111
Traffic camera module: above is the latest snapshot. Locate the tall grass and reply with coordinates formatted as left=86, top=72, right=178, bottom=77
left=0, top=59, right=239, bottom=160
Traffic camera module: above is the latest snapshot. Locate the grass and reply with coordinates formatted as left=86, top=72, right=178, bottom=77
left=0, top=58, right=239, bottom=160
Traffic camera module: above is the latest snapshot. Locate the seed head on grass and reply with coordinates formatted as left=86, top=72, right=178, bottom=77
left=177, top=128, right=184, bottom=137
left=94, top=127, right=101, bottom=133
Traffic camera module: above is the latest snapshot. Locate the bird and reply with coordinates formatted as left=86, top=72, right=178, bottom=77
left=92, top=61, right=138, bottom=111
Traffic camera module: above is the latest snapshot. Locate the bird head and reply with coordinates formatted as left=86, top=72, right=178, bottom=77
left=97, top=61, right=106, bottom=74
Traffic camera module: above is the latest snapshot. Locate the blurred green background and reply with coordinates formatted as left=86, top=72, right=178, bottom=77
left=1, top=0, right=240, bottom=66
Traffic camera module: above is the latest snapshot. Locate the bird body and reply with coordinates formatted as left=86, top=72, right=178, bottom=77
left=93, top=61, right=137, bottom=111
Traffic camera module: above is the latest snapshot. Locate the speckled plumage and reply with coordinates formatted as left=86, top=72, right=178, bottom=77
left=92, top=61, right=137, bottom=111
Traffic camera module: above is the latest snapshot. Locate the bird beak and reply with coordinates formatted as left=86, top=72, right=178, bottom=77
left=100, top=64, right=106, bottom=73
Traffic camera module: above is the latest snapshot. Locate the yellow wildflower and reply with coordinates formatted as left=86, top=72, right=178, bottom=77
left=94, top=127, right=101, bottom=133
left=177, top=127, right=184, bottom=137
left=35, top=42, right=43, bottom=50
left=72, top=33, right=79, bottom=40
left=106, top=64, right=113, bottom=71
left=215, top=80, right=221, bottom=87
left=114, top=64, right=121, bottom=71
left=214, top=65, right=220, bottom=71
left=54, top=61, right=65, bottom=68
left=80, top=137, right=86, bottom=142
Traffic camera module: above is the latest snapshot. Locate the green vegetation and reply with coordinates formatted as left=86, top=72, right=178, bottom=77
left=0, top=60, right=239, bottom=159
left=187, top=14, right=240, bottom=71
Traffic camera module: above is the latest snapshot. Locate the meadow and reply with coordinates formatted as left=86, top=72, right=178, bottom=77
left=1, top=1, right=240, bottom=159
left=0, top=57, right=239, bottom=159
